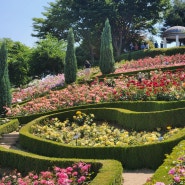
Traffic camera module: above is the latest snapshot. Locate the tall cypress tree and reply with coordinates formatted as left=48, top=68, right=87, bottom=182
left=0, top=41, right=12, bottom=116
left=64, top=28, right=77, bottom=84
left=99, top=18, right=115, bottom=74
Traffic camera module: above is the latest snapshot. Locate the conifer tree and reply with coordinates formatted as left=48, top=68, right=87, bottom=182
left=0, top=41, right=12, bottom=116
left=64, top=28, right=77, bottom=84
left=99, top=18, right=115, bottom=74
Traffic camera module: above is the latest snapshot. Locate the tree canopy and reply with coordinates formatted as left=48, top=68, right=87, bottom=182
left=29, top=34, right=66, bottom=78
left=163, top=0, right=185, bottom=28
left=0, top=38, right=31, bottom=86
left=32, top=0, right=171, bottom=58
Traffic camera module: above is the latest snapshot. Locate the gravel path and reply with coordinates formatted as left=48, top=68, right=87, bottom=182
left=123, top=169, right=154, bottom=185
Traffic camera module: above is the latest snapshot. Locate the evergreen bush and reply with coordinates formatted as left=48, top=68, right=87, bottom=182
left=0, top=41, right=12, bottom=116
left=64, top=28, right=77, bottom=84
left=99, top=19, right=115, bottom=74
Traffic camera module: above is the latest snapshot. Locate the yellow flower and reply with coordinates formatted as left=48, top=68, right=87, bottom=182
left=76, top=111, right=81, bottom=115
left=90, top=114, right=94, bottom=118
left=116, top=141, right=123, bottom=146
left=167, top=126, right=172, bottom=130
left=156, top=127, right=161, bottom=131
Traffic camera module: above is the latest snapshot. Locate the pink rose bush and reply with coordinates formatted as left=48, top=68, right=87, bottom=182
left=115, top=54, right=185, bottom=74
left=12, top=74, right=65, bottom=103
left=0, top=162, right=92, bottom=185
left=8, top=69, right=185, bottom=116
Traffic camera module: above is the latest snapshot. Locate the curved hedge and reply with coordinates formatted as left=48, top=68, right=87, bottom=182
left=0, top=118, right=19, bottom=135
left=16, top=100, right=185, bottom=125
left=19, top=106, right=185, bottom=170
left=0, top=146, right=123, bottom=185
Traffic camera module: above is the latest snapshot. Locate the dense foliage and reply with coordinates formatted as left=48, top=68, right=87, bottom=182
left=29, top=34, right=66, bottom=77
left=8, top=54, right=185, bottom=116
left=163, top=0, right=185, bottom=28
left=0, top=38, right=31, bottom=87
left=32, top=0, right=171, bottom=58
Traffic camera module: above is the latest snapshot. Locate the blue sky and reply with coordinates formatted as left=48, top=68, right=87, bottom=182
left=0, top=0, right=55, bottom=47
left=0, top=1, right=175, bottom=48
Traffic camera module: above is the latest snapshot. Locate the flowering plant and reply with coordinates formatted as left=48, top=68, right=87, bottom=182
left=12, top=74, right=65, bottom=103
left=0, top=161, right=92, bottom=185
left=168, top=156, right=185, bottom=185
left=8, top=68, right=185, bottom=116
left=31, top=111, right=182, bottom=147
left=146, top=155, right=185, bottom=185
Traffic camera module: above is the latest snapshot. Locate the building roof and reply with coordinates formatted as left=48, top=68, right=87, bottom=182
left=163, top=26, right=185, bottom=39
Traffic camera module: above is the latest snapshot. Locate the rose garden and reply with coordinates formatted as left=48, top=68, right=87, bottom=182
left=0, top=48, right=185, bottom=185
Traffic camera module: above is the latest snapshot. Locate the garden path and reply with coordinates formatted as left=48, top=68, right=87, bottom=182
left=123, top=169, right=154, bottom=185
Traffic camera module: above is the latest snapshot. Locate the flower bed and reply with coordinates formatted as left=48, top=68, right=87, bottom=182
left=8, top=68, right=185, bottom=116
left=30, top=111, right=183, bottom=147
left=145, top=140, right=185, bottom=185
left=115, top=53, right=185, bottom=74
left=12, top=74, right=65, bottom=103
left=0, top=162, right=92, bottom=185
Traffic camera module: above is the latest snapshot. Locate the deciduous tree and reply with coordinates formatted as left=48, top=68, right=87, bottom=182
left=32, top=0, right=171, bottom=58
left=29, top=34, right=66, bottom=78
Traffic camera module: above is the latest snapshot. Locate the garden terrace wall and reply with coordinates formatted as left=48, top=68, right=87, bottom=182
left=19, top=108, right=185, bottom=170
left=16, top=100, right=185, bottom=125
left=0, top=146, right=123, bottom=185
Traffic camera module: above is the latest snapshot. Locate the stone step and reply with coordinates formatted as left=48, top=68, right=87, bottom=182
left=0, top=132, right=19, bottom=145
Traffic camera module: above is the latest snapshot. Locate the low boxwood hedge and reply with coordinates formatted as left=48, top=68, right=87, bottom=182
left=16, top=100, right=185, bottom=125
left=0, top=146, right=123, bottom=185
left=116, top=46, right=185, bottom=62
left=0, top=119, right=19, bottom=136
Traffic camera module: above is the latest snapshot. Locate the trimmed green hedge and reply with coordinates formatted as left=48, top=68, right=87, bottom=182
left=19, top=107, right=185, bottom=170
left=16, top=100, right=185, bottom=125
left=0, top=146, right=123, bottom=185
left=0, top=119, right=19, bottom=136
left=19, top=106, right=185, bottom=131
left=116, top=46, right=185, bottom=62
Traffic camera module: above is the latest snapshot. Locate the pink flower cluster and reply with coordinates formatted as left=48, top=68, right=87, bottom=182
left=9, top=69, right=185, bottom=116
left=168, top=156, right=185, bottom=184
left=152, top=156, right=185, bottom=185
left=115, top=54, right=185, bottom=74
left=12, top=74, right=65, bottom=103
left=0, top=162, right=91, bottom=185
